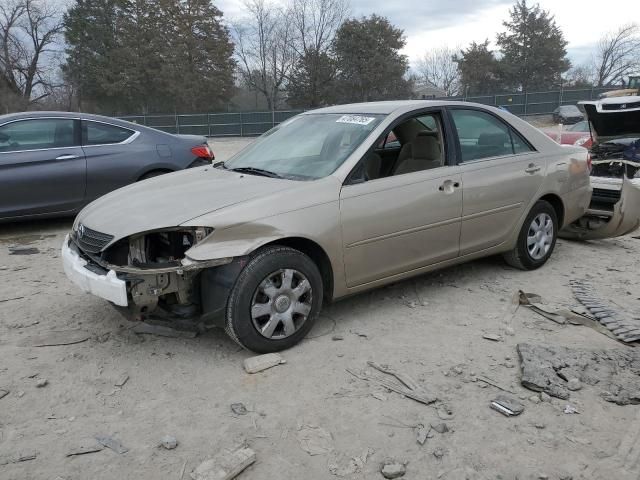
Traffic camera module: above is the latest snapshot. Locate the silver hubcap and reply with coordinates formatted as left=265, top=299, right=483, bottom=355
left=527, top=213, right=554, bottom=260
left=251, top=268, right=313, bottom=339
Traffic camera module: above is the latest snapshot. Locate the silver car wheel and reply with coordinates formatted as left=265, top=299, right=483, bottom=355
left=250, top=268, right=313, bottom=339
left=527, top=212, right=554, bottom=260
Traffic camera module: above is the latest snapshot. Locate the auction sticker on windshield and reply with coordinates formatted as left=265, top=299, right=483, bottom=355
left=336, top=115, right=376, bottom=125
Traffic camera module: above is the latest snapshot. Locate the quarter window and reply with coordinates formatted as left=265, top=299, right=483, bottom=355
left=0, top=119, right=77, bottom=152
left=450, top=109, right=533, bottom=161
left=83, top=121, right=134, bottom=145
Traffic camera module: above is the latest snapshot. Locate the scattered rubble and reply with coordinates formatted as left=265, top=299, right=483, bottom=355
left=114, top=374, right=129, bottom=387
left=243, top=353, right=285, bottom=374
left=518, top=343, right=640, bottom=405
left=296, top=424, right=333, bottom=455
left=328, top=448, right=372, bottom=477
left=230, top=403, right=248, bottom=416
left=160, top=435, right=178, bottom=450
left=191, top=446, right=256, bottom=480
left=346, top=361, right=437, bottom=406
left=381, top=461, right=406, bottom=479
left=95, top=434, right=128, bottom=454
left=490, top=395, right=525, bottom=416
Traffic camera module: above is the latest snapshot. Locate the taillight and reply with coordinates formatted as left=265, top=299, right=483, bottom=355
left=191, top=145, right=214, bottom=161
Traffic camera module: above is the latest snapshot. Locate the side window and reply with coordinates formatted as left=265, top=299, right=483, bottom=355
left=0, top=119, right=76, bottom=153
left=450, top=109, right=513, bottom=161
left=511, top=130, right=534, bottom=154
left=83, top=121, right=134, bottom=145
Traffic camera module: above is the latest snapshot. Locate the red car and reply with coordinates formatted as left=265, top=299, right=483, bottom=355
left=541, top=120, right=592, bottom=146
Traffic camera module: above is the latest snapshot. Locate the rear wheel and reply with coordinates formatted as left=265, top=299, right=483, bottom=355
left=225, top=246, right=323, bottom=353
left=503, top=200, right=558, bottom=270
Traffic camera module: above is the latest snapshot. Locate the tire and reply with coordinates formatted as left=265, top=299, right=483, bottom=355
left=138, top=169, right=171, bottom=181
left=503, top=200, right=558, bottom=271
left=225, top=246, right=323, bottom=353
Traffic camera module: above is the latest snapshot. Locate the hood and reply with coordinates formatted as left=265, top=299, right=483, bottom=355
left=581, top=97, right=640, bottom=142
left=75, top=167, right=300, bottom=242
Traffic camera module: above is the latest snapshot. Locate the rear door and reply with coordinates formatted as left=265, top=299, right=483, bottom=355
left=81, top=119, right=141, bottom=201
left=0, top=117, right=86, bottom=219
left=448, top=107, right=545, bottom=255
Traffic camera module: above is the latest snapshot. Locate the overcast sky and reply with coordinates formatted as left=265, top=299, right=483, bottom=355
left=217, top=0, right=631, bottom=68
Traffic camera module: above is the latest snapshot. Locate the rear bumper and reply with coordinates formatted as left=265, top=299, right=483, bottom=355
left=62, top=235, right=128, bottom=306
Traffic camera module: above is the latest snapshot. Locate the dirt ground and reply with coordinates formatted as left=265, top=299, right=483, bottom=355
left=1, top=138, right=640, bottom=480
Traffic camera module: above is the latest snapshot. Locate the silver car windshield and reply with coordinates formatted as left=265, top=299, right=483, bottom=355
left=224, top=113, right=384, bottom=180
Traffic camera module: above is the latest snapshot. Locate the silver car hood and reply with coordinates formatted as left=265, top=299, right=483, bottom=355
left=75, top=167, right=299, bottom=242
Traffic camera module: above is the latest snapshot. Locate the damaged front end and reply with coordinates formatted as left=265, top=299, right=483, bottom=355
left=65, top=226, right=235, bottom=323
left=561, top=98, right=640, bottom=240
left=561, top=147, right=640, bottom=240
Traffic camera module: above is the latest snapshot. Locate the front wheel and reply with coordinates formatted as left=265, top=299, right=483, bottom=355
left=225, top=246, right=323, bottom=353
left=503, top=200, right=558, bottom=270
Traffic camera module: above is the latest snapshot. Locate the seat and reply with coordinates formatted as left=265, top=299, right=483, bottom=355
left=54, top=124, right=74, bottom=148
left=393, top=132, right=442, bottom=175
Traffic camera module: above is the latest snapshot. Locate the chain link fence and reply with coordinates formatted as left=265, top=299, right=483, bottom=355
left=117, top=87, right=617, bottom=137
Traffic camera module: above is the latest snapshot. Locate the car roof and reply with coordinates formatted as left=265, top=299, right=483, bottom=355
left=0, top=110, right=164, bottom=134
left=304, top=100, right=499, bottom=116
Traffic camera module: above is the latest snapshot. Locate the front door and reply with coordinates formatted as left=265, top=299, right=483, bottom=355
left=339, top=110, right=462, bottom=288
left=0, top=118, right=86, bottom=219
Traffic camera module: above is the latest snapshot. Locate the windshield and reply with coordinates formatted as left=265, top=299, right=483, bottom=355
left=224, top=113, right=384, bottom=180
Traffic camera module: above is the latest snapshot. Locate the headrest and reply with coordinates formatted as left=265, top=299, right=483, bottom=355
left=413, top=133, right=440, bottom=161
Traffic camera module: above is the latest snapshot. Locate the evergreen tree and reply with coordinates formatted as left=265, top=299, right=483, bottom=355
left=454, top=40, right=503, bottom=95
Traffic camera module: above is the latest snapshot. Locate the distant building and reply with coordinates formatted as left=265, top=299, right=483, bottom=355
left=412, top=84, right=447, bottom=100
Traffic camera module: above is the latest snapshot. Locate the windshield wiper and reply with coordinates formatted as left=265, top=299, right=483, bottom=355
left=213, top=161, right=227, bottom=169
left=229, top=166, right=284, bottom=179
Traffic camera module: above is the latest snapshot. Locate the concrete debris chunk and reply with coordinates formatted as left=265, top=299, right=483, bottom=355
left=243, top=353, right=285, bottom=374
left=230, top=403, right=248, bottom=416
left=95, top=434, right=128, bottom=454
left=381, top=461, right=406, bottom=479
left=431, top=423, right=449, bottom=434
left=36, top=378, right=48, bottom=388
left=114, top=374, right=129, bottom=387
left=490, top=395, right=524, bottom=416
left=563, top=405, right=580, bottom=414
left=296, top=424, right=333, bottom=455
left=482, top=333, right=502, bottom=342
left=191, top=447, right=256, bottom=480
left=160, top=435, right=178, bottom=450
left=518, top=343, right=640, bottom=405
left=415, top=425, right=429, bottom=445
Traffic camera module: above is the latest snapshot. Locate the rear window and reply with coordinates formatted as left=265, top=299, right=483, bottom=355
left=83, top=121, right=134, bottom=145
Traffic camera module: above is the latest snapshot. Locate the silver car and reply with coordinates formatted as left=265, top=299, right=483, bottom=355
left=0, top=111, right=214, bottom=222
left=62, top=101, right=593, bottom=352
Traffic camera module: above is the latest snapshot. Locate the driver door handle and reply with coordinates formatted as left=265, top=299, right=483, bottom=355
left=438, top=180, right=461, bottom=193
left=525, top=163, right=541, bottom=174
left=55, top=154, right=79, bottom=160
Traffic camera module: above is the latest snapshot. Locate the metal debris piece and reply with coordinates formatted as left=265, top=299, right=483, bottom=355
left=18, top=330, right=91, bottom=347
left=243, top=353, right=285, bottom=374
left=95, top=434, right=128, bottom=454
left=296, top=424, right=333, bottom=456
left=430, top=423, right=449, bottom=434
left=114, top=374, right=129, bottom=387
left=230, top=403, right=248, bottom=416
left=571, top=280, right=640, bottom=343
left=191, top=446, right=256, bottom=480
left=490, top=395, right=525, bottom=416
left=132, top=322, right=198, bottom=338
left=66, top=444, right=104, bottom=457
left=0, top=296, right=24, bottom=303
left=0, top=389, right=9, bottom=400
left=415, top=425, right=429, bottom=445
left=9, top=246, right=40, bottom=255
left=14, top=451, right=37, bottom=462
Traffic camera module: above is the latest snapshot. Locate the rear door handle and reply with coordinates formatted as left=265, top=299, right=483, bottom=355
left=55, top=154, right=79, bottom=160
left=525, top=164, right=541, bottom=174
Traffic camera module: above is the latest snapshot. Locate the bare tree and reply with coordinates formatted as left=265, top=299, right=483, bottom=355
left=291, top=0, right=348, bottom=55
left=416, top=46, right=461, bottom=96
left=234, top=0, right=297, bottom=110
left=592, top=24, right=640, bottom=87
left=0, top=0, right=63, bottom=109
